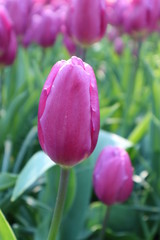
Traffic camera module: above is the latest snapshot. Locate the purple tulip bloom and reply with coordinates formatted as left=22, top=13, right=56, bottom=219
left=38, top=56, right=100, bottom=166
left=93, top=146, right=133, bottom=205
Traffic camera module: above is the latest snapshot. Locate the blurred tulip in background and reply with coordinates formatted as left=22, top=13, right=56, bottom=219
left=66, top=0, right=107, bottom=46
left=0, top=5, right=17, bottom=65
left=4, top=0, right=32, bottom=37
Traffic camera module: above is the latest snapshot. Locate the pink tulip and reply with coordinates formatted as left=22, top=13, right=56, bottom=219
left=106, top=0, right=160, bottom=37
left=4, top=0, right=32, bottom=36
left=0, top=6, right=12, bottom=55
left=66, top=0, right=107, bottom=46
left=114, top=37, right=124, bottom=55
left=38, top=56, right=100, bottom=167
left=0, top=5, right=17, bottom=65
left=23, top=4, right=61, bottom=47
left=0, top=30, right=17, bottom=65
left=93, top=146, right=133, bottom=205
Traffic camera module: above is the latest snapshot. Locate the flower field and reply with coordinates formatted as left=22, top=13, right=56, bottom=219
left=0, top=1, right=160, bottom=240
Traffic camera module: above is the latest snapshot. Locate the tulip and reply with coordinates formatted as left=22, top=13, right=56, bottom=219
left=66, top=0, right=107, bottom=46
left=23, top=4, right=61, bottom=47
left=106, top=0, right=160, bottom=37
left=4, top=0, right=32, bottom=37
left=38, top=56, right=100, bottom=167
left=0, top=6, right=12, bottom=56
left=93, top=146, right=133, bottom=205
left=0, top=6, right=17, bottom=65
left=0, top=30, right=17, bottom=66
left=114, top=37, right=124, bottom=55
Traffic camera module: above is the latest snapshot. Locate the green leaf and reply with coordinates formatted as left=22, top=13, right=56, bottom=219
left=11, top=151, right=55, bottom=201
left=81, top=202, right=141, bottom=240
left=100, top=103, right=120, bottom=126
left=0, top=210, right=17, bottom=240
left=128, top=113, right=151, bottom=143
left=0, top=92, right=27, bottom=144
left=13, top=126, right=38, bottom=173
left=0, top=173, right=17, bottom=191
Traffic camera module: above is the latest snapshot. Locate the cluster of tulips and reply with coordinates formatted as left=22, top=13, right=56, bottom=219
left=1, top=0, right=160, bottom=66
left=106, top=0, right=160, bottom=37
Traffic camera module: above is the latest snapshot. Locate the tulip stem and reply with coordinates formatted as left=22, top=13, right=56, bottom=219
left=47, top=167, right=70, bottom=240
left=0, top=68, right=3, bottom=109
left=76, top=46, right=87, bottom=61
left=99, top=206, right=111, bottom=240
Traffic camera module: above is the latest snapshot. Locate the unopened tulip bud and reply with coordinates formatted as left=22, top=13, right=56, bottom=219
left=0, top=6, right=17, bottom=65
left=38, top=56, right=100, bottom=167
left=0, top=6, right=12, bottom=56
left=0, top=31, right=17, bottom=65
left=66, top=0, right=107, bottom=46
left=4, top=0, right=32, bottom=36
left=93, top=146, right=133, bottom=205
left=23, top=5, right=61, bottom=47
left=114, top=37, right=124, bottom=55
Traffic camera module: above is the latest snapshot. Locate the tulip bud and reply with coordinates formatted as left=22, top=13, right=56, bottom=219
left=0, top=6, right=12, bottom=56
left=38, top=56, right=100, bottom=167
left=114, top=37, right=124, bottom=55
left=4, top=0, right=32, bottom=37
left=0, top=30, right=17, bottom=65
left=23, top=4, right=61, bottom=48
left=66, top=0, right=107, bottom=46
left=93, top=146, right=133, bottom=205
left=0, top=6, right=17, bottom=66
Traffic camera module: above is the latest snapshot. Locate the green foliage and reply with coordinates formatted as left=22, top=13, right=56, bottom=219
left=11, top=151, right=55, bottom=201
left=0, top=210, right=17, bottom=240
left=0, top=173, right=17, bottom=191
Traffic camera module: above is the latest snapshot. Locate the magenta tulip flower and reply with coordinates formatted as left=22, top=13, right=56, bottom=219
left=0, top=5, right=17, bottom=65
left=114, top=37, right=124, bottom=55
left=93, top=146, right=133, bottom=205
left=66, top=0, right=107, bottom=46
left=23, top=4, right=61, bottom=48
left=38, top=56, right=100, bottom=167
left=0, top=6, right=12, bottom=56
left=0, top=30, right=17, bottom=65
left=106, top=0, right=160, bottom=37
left=4, top=0, right=32, bottom=36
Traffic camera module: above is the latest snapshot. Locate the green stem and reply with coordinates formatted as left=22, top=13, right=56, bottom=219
left=0, top=68, right=3, bottom=109
left=99, top=206, right=111, bottom=240
left=122, top=41, right=142, bottom=136
left=76, top=46, right=87, bottom=61
left=47, top=167, right=70, bottom=240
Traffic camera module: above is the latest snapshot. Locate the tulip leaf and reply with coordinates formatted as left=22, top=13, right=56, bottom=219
left=60, top=130, right=132, bottom=240
left=79, top=202, right=141, bottom=240
left=0, top=210, right=17, bottom=240
left=0, top=173, right=17, bottom=191
left=11, top=151, right=55, bottom=201
left=0, top=92, right=27, bottom=145
left=128, top=113, right=151, bottom=143
left=100, top=103, right=120, bottom=126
